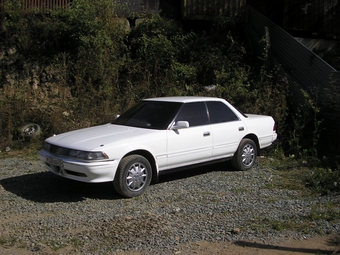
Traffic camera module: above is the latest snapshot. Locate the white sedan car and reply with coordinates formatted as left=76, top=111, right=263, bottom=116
left=39, top=96, right=277, bottom=197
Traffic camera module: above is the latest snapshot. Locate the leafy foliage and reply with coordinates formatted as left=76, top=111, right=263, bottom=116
left=306, top=166, right=340, bottom=195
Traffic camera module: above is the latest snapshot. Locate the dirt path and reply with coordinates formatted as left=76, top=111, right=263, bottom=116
left=1, top=234, right=339, bottom=254
left=174, top=235, right=340, bottom=255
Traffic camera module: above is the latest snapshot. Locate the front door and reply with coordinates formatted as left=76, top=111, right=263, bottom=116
left=166, top=102, right=213, bottom=169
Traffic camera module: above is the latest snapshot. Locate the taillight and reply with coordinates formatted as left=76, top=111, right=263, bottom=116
left=273, top=123, right=277, bottom=131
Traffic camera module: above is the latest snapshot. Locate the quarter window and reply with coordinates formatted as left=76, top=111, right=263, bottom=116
left=206, top=101, right=239, bottom=124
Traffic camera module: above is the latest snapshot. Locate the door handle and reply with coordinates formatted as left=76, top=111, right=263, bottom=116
left=239, top=127, right=244, bottom=131
left=203, top=131, right=210, bottom=137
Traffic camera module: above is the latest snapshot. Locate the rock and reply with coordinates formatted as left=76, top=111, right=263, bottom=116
left=231, top=228, right=241, bottom=234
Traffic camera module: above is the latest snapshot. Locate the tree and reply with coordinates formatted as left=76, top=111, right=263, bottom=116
left=0, top=0, right=6, bottom=34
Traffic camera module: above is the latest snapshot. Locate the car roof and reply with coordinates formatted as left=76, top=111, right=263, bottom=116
left=143, top=96, right=226, bottom=103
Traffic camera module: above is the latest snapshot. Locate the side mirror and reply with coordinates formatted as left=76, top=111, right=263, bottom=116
left=171, top=121, right=189, bottom=130
left=115, top=115, right=120, bottom=119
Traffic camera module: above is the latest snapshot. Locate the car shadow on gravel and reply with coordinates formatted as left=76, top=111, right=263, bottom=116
left=0, top=161, right=236, bottom=203
left=0, top=171, right=121, bottom=202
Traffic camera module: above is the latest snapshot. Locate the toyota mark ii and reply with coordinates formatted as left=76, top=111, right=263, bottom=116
left=39, top=96, right=277, bottom=197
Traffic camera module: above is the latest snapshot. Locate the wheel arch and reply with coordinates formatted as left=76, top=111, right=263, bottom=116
left=124, top=150, right=159, bottom=184
left=243, top=134, right=260, bottom=155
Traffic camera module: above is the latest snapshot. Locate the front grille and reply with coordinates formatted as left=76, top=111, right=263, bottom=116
left=50, top=145, right=70, bottom=156
left=44, top=142, right=70, bottom=157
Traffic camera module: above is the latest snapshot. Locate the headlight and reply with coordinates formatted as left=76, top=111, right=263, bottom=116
left=87, top=152, right=109, bottom=160
left=69, top=150, right=109, bottom=160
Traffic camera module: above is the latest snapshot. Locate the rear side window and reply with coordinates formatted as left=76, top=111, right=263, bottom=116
left=175, top=102, right=209, bottom=127
left=206, top=101, right=239, bottom=124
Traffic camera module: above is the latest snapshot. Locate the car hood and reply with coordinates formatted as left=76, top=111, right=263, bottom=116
left=45, top=124, right=157, bottom=151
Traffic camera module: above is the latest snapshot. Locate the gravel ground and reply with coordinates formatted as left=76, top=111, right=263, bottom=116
left=0, top=156, right=339, bottom=254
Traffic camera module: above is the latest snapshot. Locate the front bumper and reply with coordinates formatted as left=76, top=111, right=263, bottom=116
left=39, top=150, right=118, bottom=183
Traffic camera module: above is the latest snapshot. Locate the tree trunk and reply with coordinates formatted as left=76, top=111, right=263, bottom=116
left=0, top=0, right=7, bottom=35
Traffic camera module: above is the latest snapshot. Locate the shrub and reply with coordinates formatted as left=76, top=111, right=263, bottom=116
left=306, top=166, right=340, bottom=195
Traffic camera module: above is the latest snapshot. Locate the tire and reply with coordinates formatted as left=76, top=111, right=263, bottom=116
left=113, top=155, right=152, bottom=198
left=19, top=123, right=41, bottom=139
left=232, top=138, right=257, bottom=171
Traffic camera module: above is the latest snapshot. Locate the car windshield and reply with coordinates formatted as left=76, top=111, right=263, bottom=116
left=112, top=101, right=182, bottom=129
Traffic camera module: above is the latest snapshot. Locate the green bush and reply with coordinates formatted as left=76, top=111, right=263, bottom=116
left=0, top=1, right=314, bottom=160
left=0, top=6, right=288, bottom=147
left=306, top=166, right=340, bottom=195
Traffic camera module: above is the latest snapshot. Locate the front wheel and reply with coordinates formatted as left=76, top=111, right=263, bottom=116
left=232, top=138, right=257, bottom=171
left=114, top=155, right=152, bottom=198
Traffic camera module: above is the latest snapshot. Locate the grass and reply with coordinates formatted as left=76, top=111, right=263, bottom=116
left=267, top=219, right=316, bottom=234
left=231, top=187, right=249, bottom=194
left=0, top=237, right=18, bottom=248
left=0, top=238, right=7, bottom=246
left=270, top=219, right=301, bottom=231
left=249, top=154, right=340, bottom=234
left=259, top=157, right=309, bottom=191
left=309, top=202, right=340, bottom=221
left=70, top=237, right=83, bottom=249
left=249, top=215, right=325, bottom=235
left=0, top=142, right=41, bottom=160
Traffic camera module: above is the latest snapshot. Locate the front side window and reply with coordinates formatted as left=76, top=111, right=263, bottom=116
left=175, top=102, right=209, bottom=127
left=206, top=101, right=239, bottom=124
left=113, top=101, right=182, bottom=129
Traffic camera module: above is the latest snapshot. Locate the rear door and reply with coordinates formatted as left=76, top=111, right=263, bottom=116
left=206, top=101, right=245, bottom=158
left=166, top=102, right=213, bottom=169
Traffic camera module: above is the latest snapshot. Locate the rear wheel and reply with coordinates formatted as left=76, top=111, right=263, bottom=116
left=232, top=138, right=257, bottom=171
left=114, top=155, right=152, bottom=198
